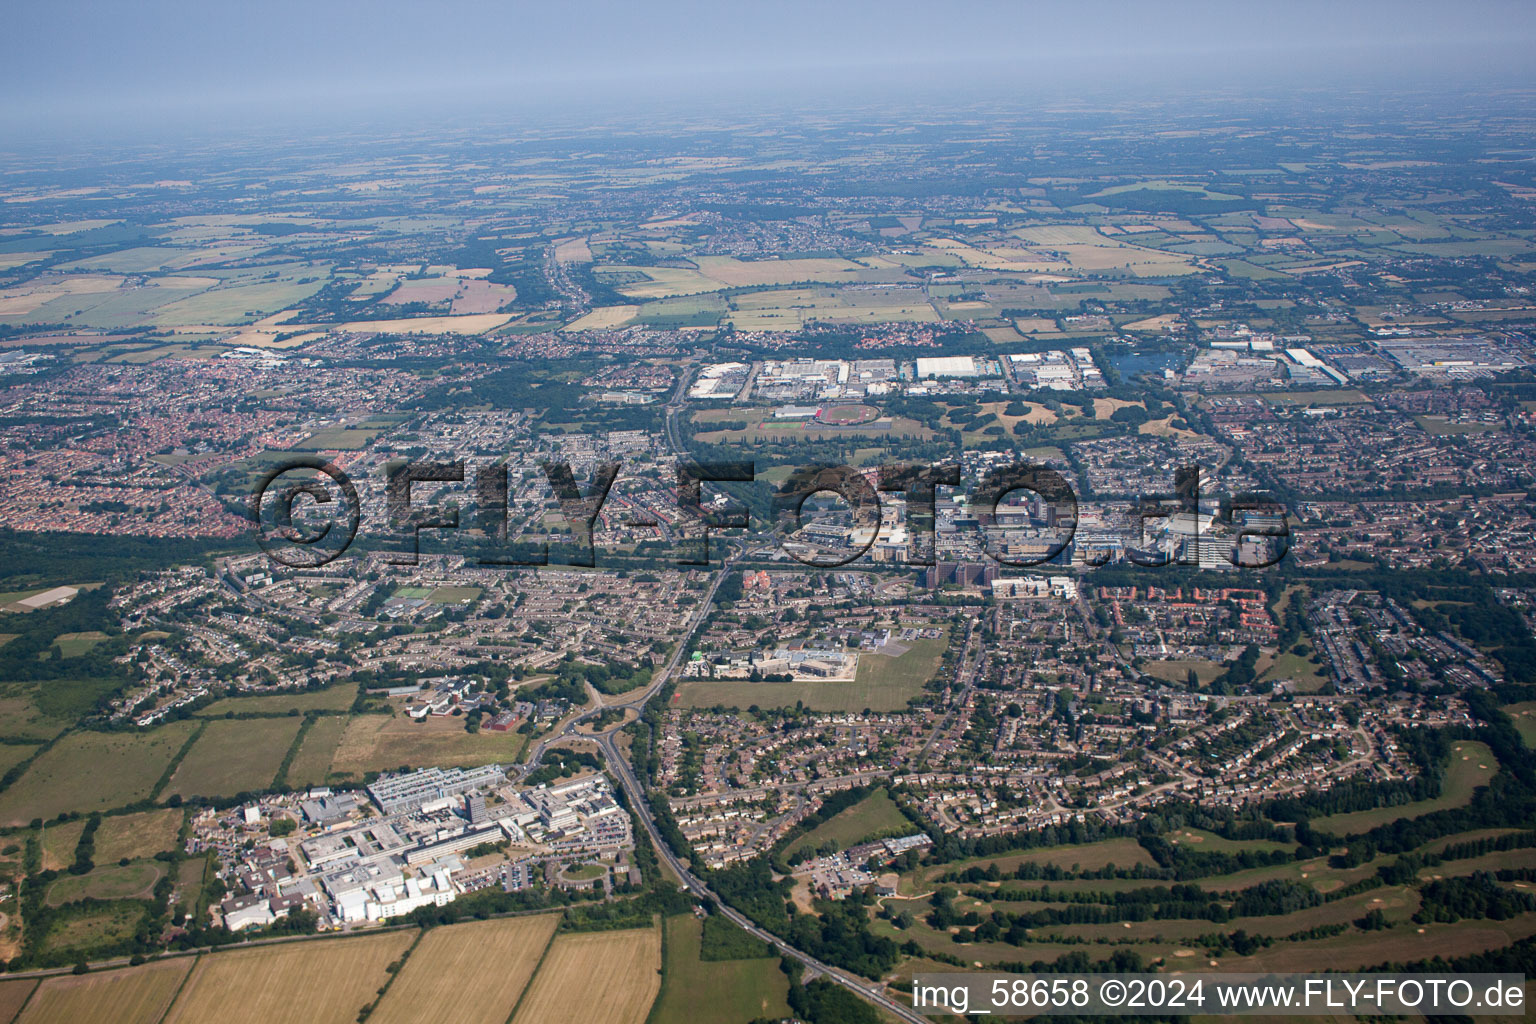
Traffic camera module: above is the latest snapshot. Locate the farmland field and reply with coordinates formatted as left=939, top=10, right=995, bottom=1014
left=650, top=915, right=791, bottom=1024
left=282, top=714, right=351, bottom=787
left=0, top=980, right=35, bottom=1024
left=1315, top=741, right=1497, bottom=834
left=510, top=925, right=662, bottom=1024
left=37, top=819, right=86, bottom=872
left=94, top=807, right=183, bottom=862
left=369, top=915, right=558, bottom=1024
left=194, top=685, right=357, bottom=717
left=17, top=957, right=191, bottom=1024
left=563, top=304, right=638, bottom=330
left=162, top=930, right=414, bottom=1024
left=327, top=712, right=526, bottom=778
left=164, top=717, right=304, bottom=800
left=0, top=722, right=197, bottom=825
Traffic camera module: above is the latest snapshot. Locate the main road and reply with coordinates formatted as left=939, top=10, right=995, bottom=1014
left=527, top=358, right=925, bottom=1021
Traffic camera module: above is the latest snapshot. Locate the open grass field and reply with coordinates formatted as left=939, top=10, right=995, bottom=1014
left=696, top=255, right=866, bottom=287
left=650, top=914, right=792, bottom=1024
left=327, top=712, right=526, bottom=778
left=1261, top=388, right=1370, bottom=407
left=724, top=286, right=939, bottom=330
left=510, top=925, right=661, bottom=1024
left=41, top=901, right=145, bottom=957
left=45, top=860, right=164, bottom=906
left=163, top=930, right=414, bottom=1024
left=1140, top=658, right=1226, bottom=687
left=283, top=714, right=351, bottom=787
left=95, top=807, right=183, bottom=863
left=37, top=820, right=86, bottom=873
left=691, top=410, right=934, bottom=444
left=1315, top=741, right=1497, bottom=835
left=1043, top=886, right=1419, bottom=944
left=0, top=722, right=197, bottom=825
left=563, top=304, right=638, bottom=330
left=677, top=637, right=945, bottom=712
left=369, top=915, right=557, bottom=1024
left=427, top=586, right=481, bottom=604
left=1223, top=911, right=1536, bottom=973
left=50, top=631, right=106, bottom=658
left=195, top=685, right=357, bottom=717
left=17, top=956, right=190, bottom=1024
left=0, top=743, right=38, bottom=779
left=1168, top=828, right=1293, bottom=854
left=1503, top=701, right=1536, bottom=747
left=903, top=838, right=1156, bottom=893
left=317, top=314, right=512, bottom=335
left=164, top=717, right=303, bottom=800
left=1258, top=648, right=1327, bottom=690
left=788, top=789, right=915, bottom=858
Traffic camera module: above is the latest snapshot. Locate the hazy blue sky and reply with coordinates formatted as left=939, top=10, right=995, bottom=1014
left=5, top=0, right=1535, bottom=130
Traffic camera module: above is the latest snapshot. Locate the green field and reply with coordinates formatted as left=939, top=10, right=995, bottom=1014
left=428, top=586, right=481, bottom=605
left=164, top=717, right=304, bottom=800
left=1315, top=741, right=1498, bottom=835
left=282, top=714, right=351, bottom=787
left=392, top=586, right=432, bottom=599
left=649, top=914, right=791, bottom=1024
left=49, top=631, right=108, bottom=658
left=1261, top=389, right=1370, bottom=407
left=40, top=901, right=147, bottom=956
left=45, top=860, right=165, bottom=906
left=1503, top=702, right=1536, bottom=748
left=195, top=684, right=357, bottom=717
left=0, top=742, right=39, bottom=778
left=904, top=837, right=1157, bottom=893
left=95, top=807, right=184, bottom=863
left=788, top=788, right=916, bottom=858
left=0, top=723, right=198, bottom=825
left=677, top=637, right=946, bottom=712
left=1140, top=658, right=1226, bottom=687
left=1257, top=649, right=1327, bottom=690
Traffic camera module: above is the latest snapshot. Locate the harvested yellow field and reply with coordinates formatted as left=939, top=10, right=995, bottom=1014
left=321, top=314, right=512, bottom=335
left=984, top=401, right=1056, bottom=426
left=1093, top=398, right=1143, bottom=418
left=1140, top=415, right=1201, bottom=438
left=608, top=266, right=719, bottom=299
left=0, top=980, right=36, bottom=1023
left=95, top=807, right=184, bottom=862
left=694, top=254, right=863, bottom=287
left=564, top=305, right=639, bottom=331
left=1123, top=313, right=1182, bottom=332
left=0, top=252, right=48, bottom=270
left=20, top=957, right=191, bottom=1024
left=163, top=930, right=413, bottom=1024
left=553, top=237, right=593, bottom=263
left=371, top=915, right=558, bottom=1024
left=511, top=926, right=662, bottom=1024
left=1013, top=317, right=1062, bottom=335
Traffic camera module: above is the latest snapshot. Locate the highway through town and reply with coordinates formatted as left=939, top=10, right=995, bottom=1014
left=524, top=362, right=927, bottom=1021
